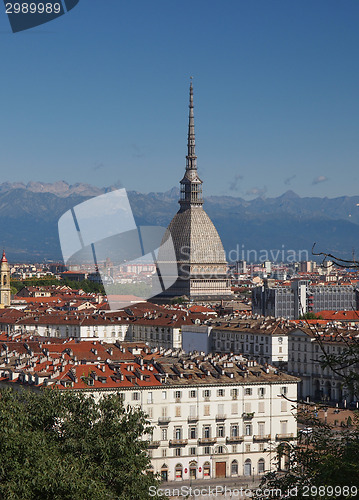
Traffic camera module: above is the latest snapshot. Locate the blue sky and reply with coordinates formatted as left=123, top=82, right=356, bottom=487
left=0, top=0, right=358, bottom=199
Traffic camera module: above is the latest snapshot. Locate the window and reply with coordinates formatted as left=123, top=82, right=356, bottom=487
left=162, top=391, right=167, bottom=400
left=258, top=402, right=265, bottom=413
left=175, top=448, right=181, bottom=457
left=231, top=388, right=238, bottom=399
left=281, top=401, right=287, bottom=412
left=204, top=446, right=211, bottom=455
left=132, top=392, right=140, bottom=401
left=175, top=463, right=183, bottom=478
left=232, top=445, right=237, bottom=453
left=231, top=403, right=238, bottom=415
left=162, top=449, right=167, bottom=457
left=190, top=427, right=197, bottom=439
left=258, top=387, right=265, bottom=398
left=204, top=426, right=211, bottom=438
left=280, top=420, right=288, bottom=435
left=203, top=462, right=211, bottom=476
left=147, top=407, right=153, bottom=418
left=161, top=407, right=167, bottom=417
left=217, top=389, right=225, bottom=397
left=174, top=390, right=182, bottom=400
left=161, top=428, right=167, bottom=440
left=189, top=405, right=196, bottom=417
left=175, top=406, right=181, bottom=417
left=281, top=387, right=288, bottom=395
left=175, top=427, right=182, bottom=440
left=217, top=445, right=224, bottom=454
left=217, top=403, right=224, bottom=416
left=245, top=444, right=251, bottom=452
left=258, top=422, right=265, bottom=437
left=245, top=388, right=252, bottom=396
left=147, top=392, right=153, bottom=404
left=190, top=447, right=196, bottom=456
left=244, top=403, right=251, bottom=413
left=258, top=458, right=265, bottom=474
left=189, top=390, right=196, bottom=398
left=204, top=405, right=210, bottom=416
left=259, top=443, right=265, bottom=452
left=203, top=389, right=211, bottom=398
left=231, top=424, right=238, bottom=437
left=217, top=425, right=224, bottom=438
left=245, top=424, right=252, bottom=436
left=231, top=460, right=238, bottom=476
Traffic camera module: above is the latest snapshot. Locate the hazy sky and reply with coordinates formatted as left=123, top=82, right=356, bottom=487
left=0, top=0, right=358, bottom=199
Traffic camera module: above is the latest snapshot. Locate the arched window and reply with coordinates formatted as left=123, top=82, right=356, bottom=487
left=203, top=461, right=211, bottom=478
left=231, top=460, right=238, bottom=476
left=258, top=458, right=265, bottom=474
left=244, top=458, right=252, bottom=476
left=175, top=463, right=183, bottom=480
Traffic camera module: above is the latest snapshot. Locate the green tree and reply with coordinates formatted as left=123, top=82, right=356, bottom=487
left=299, top=312, right=323, bottom=320
left=0, top=388, right=162, bottom=500
left=257, top=414, right=359, bottom=499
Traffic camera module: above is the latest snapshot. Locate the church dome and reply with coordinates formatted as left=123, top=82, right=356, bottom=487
left=167, top=206, right=226, bottom=264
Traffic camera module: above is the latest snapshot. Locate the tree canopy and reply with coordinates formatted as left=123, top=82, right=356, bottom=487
left=0, top=388, right=161, bottom=499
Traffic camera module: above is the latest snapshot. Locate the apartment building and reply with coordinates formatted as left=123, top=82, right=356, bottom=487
left=182, top=319, right=290, bottom=366
left=0, top=336, right=299, bottom=482
left=287, top=326, right=359, bottom=403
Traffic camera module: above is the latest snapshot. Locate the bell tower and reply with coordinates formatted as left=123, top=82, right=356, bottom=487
left=0, top=250, right=11, bottom=307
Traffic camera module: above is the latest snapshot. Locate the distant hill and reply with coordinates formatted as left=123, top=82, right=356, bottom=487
left=0, top=182, right=358, bottom=263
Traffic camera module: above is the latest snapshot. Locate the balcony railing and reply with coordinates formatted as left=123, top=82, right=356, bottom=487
left=242, top=412, right=255, bottom=420
left=198, top=437, right=217, bottom=445
left=276, top=433, right=295, bottom=441
left=226, top=435, right=244, bottom=443
left=169, top=439, right=188, bottom=446
left=158, top=416, right=171, bottom=424
left=187, top=415, right=199, bottom=423
left=253, top=434, right=271, bottom=441
left=147, top=440, right=160, bottom=448
left=215, top=414, right=227, bottom=421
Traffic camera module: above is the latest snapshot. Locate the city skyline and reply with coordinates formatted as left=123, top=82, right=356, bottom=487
left=0, top=1, right=358, bottom=199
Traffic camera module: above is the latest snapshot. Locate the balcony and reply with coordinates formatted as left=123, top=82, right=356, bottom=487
left=169, top=439, right=188, bottom=447
left=158, top=416, right=171, bottom=425
left=226, top=435, right=244, bottom=444
left=242, top=412, right=255, bottom=420
left=147, top=440, right=160, bottom=448
left=187, top=415, right=199, bottom=423
left=198, top=437, right=217, bottom=445
left=276, top=433, right=295, bottom=441
left=215, top=414, right=227, bottom=421
left=253, top=434, right=271, bottom=441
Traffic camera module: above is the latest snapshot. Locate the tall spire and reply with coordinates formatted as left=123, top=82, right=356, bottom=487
left=186, top=77, right=197, bottom=170
left=179, top=79, right=203, bottom=210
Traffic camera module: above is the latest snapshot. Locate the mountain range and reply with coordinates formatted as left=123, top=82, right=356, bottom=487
left=1, top=181, right=358, bottom=263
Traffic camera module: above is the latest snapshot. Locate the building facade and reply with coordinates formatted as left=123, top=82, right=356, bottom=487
left=252, top=280, right=358, bottom=319
left=0, top=341, right=298, bottom=482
